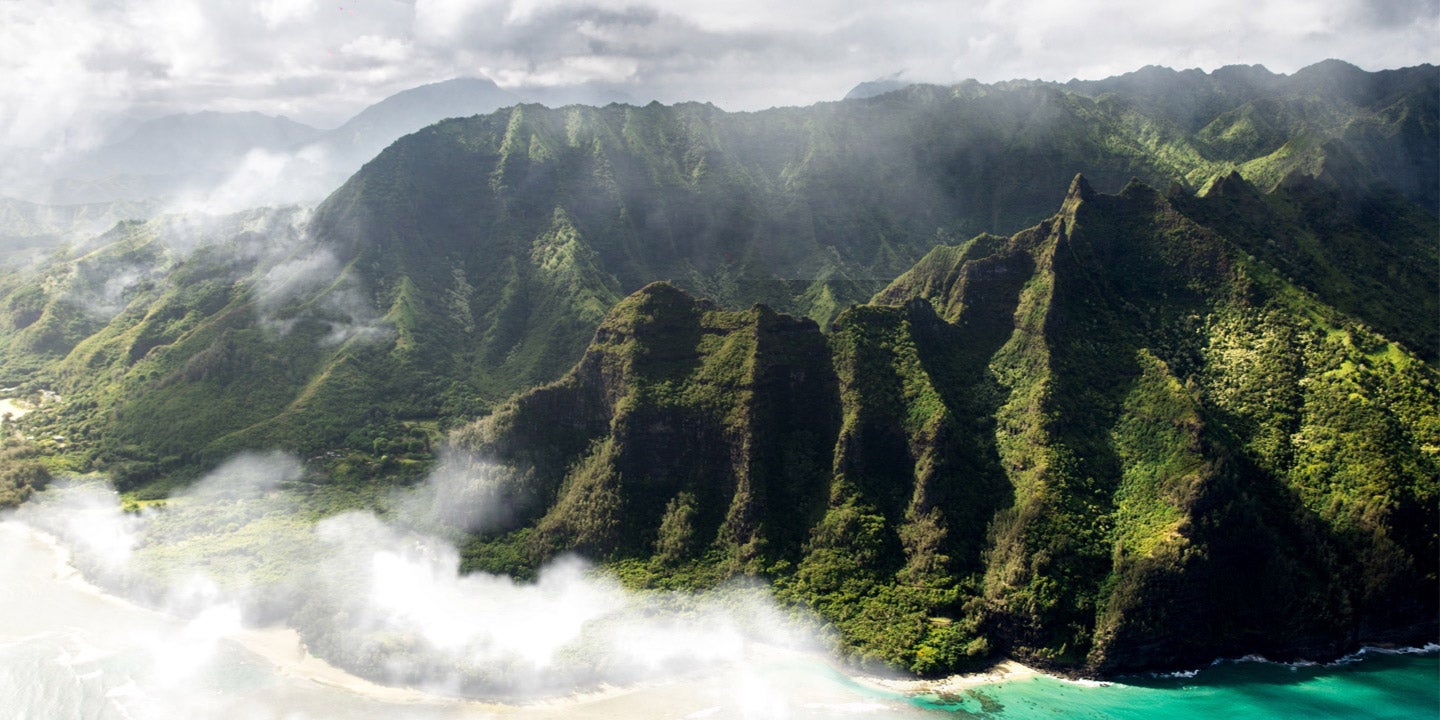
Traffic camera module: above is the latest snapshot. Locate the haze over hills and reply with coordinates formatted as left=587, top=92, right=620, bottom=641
left=314, top=78, right=523, bottom=177
left=0, top=60, right=1435, bottom=679
left=7, top=59, right=1431, bottom=258
left=6, top=77, right=630, bottom=211
left=2, top=112, right=322, bottom=208
left=0, top=78, right=527, bottom=251
left=0, top=195, right=162, bottom=269
left=0, top=75, right=673, bottom=264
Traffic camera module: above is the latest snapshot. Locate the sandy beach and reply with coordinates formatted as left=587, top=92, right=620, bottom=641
left=21, top=523, right=492, bottom=708
left=231, top=627, right=469, bottom=705
left=854, top=659, right=1039, bottom=695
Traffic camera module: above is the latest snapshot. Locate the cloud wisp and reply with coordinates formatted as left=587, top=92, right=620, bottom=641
left=253, top=244, right=394, bottom=346
left=39, top=200, right=393, bottom=351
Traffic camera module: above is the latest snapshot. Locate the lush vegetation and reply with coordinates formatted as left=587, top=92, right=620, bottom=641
left=459, top=176, right=1438, bottom=676
left=0, top=438, right=52, bottom=507
left=0, top=61, right=1434, bottom=679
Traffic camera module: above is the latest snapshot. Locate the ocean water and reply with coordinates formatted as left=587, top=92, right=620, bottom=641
left=0, top=519, right=1433, bottom=720
left=899, top=650, right=1440, bottom=719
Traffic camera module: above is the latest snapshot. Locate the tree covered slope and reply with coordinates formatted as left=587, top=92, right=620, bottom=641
left=460, top=176, right=1438, bottom=676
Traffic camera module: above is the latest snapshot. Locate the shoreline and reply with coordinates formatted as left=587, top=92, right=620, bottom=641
left=851, top=659, right=1040, bottom=697
left=230, top=626, right=478, bottom=705
left=229, top=617, right=1056, bottom=710
left=13, top=514, right=1052, bottom=706
left=10, top=520, right=841, bottom=714
left=24, top=520, right=154, bottom=612
left=14, top=520, right=644, bottom=711
left=14, top=518, right=1434, bottom=712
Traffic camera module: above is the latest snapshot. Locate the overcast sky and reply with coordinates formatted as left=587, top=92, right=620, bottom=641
left=1, top=0, right=1436, bottom=153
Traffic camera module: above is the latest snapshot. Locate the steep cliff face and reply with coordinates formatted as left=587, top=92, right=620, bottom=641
left=463, top=176, right=1439, bottom=676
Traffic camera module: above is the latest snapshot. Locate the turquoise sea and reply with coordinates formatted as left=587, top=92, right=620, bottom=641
left=901, top=649, right=1439, bottom=719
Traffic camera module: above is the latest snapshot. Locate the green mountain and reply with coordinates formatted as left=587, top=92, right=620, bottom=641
left=459, top=176, right=1438, bottom=675
left=0, top=61, right=1433, bottom=497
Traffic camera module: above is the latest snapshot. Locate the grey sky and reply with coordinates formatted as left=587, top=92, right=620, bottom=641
left=1, top=0, right=1435, bottom=155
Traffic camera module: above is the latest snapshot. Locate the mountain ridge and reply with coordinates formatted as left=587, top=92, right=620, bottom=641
left=452, top=174, right=1436, bottom=676
left=0, top=62, right=1434, bottom=520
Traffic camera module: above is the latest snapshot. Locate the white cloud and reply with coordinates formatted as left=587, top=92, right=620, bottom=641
left=0, top=0, right=1434, bottom=172
left=413, top=0, right=500, bottom=43
left=257, top=0, right=317, bottom=28
left=8, top=452, right=825, bottom=704
left=0, top=1, right=125, bottom=155
left=341, top=34, right=414, bottom=64
left=508, top=54, right=642, bottom=87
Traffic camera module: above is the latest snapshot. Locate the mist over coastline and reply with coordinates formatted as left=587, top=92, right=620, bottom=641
left=0, top=521, right=945, bottom=719
left=5, top=452, right=840, bottom=703
left=1, top=510, right=1434, bottom=719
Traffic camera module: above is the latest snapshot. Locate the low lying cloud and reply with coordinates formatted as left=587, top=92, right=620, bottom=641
left=165, top=145, right=336, bottom=216
left=46, top=201, right=390, bottom=351
left=65, top=262, right=154, bottom=322
left=8, top=448, right=830, bottom=712
left=255, top=249, right=341, bottom=308
left=255, top=247, right=394, bottom=346
left=388, top=448, right=518, bottom=536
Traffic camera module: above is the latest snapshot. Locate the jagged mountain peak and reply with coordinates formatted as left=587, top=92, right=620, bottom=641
left=844, top=74, right=911, bottom=100
left=1065, top=172, right=1096, bottom=202
left=5, top=62, right=1433, bottom=491
left=1199, top=169, right=1256, bottom=198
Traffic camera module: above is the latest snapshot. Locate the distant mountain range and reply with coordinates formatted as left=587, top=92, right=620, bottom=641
left=0, top=60, right=1434, bottom=679
left=0, top=78, right=525, bottom=258
left=311, top=77, right=523, bottom=177
left=6, top=76, right=642, bottom=211
left=0, top=195, right=162, bottom=268
left=7, top=59, right=1433, bottom=254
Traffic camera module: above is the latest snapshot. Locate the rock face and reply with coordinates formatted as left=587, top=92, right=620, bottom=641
left=463, top=176, right=1439, bottom=676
